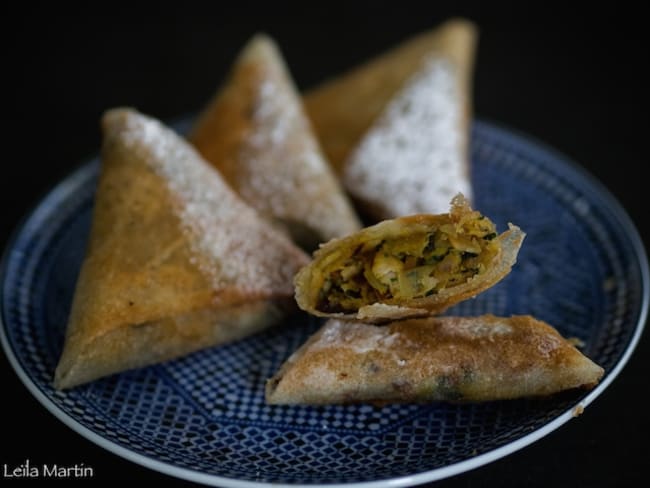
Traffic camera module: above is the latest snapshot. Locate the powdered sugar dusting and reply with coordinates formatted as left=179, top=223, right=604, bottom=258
left=312, top=319, right=405, bottom=357
left=300, top=365, right=339, bottom=390
left=344, top=57, right=471, bottom=218
left=235, top=41, right=360, bottom=241
left=535, top=334, right=562, bottom=357
left=441, top=316, right=514, bottom=339
left=105, top=109, right=306, bottom=294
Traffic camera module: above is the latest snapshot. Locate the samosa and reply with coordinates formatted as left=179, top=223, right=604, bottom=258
left=304, top=18, right=477, bottom=220
left=54, top=108, right=309, bottom=389
left=189, top=34, right=361, bottom=249
left=266, top=315, right=604, bottom=405
left=294, top=194, right=524, bottom=322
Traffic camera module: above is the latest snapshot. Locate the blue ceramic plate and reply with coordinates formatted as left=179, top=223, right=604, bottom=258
left=1, top=120, right=647, bottom=487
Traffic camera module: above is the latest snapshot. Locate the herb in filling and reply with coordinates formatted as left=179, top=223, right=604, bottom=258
left=316, top=209, right=500, bottom=313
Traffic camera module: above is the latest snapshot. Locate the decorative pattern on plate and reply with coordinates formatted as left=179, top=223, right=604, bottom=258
left=1, top=121, right=647, bottom=486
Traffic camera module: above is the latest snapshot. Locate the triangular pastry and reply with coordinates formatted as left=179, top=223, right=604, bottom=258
left=294, top=195, right=524, bottom=322
left=189, top=34, right=361, bottom=249
left=53, top=108, right=309, bottom=389
left=266, top=315, right=604, bottom=405
left=304, top=18, right=477, bottom=220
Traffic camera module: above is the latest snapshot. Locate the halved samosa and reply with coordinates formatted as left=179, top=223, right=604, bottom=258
left=189, top=34, right=361, bottom=249
left=294, top=195, right=524, bottom=322
left=266, top=315, right=604, bottom=405
left=53, top=108, right=309, bottom=389
left=304, top=18, right=477, bottom=219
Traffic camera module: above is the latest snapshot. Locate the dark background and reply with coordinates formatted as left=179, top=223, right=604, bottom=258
left=2, top=3, right=647, bottom=487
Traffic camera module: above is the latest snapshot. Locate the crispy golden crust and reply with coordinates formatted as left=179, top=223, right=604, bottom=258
left=303, top=18, right=477, bottom=176
left=54, top=108, right=309, bottom=389
left=265, top=315, right=605, bottom=405
left=56, top=301, right=289, bottom=389
left=294, top=199, right=525, bottom=322
left=189, top=34, right=361, bottom=249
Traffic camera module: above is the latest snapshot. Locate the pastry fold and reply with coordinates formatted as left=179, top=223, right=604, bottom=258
left=266, top=315, right=604, bottom=405
left=304, top=18, right=477, bottom=219
left=189, top=34, right=361, bottom=249
left=294, top=195, right=524, bottom=322
left=53, top=108, right=309, bottom=389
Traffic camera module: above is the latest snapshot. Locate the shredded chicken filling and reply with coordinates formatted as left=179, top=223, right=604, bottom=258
left=316, top=211, right=500, bottom=313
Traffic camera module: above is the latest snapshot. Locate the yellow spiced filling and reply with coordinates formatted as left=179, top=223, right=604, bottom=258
left=316, top=209, right=500, bottom=313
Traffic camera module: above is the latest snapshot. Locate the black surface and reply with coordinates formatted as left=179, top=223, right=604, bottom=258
left=2, top=3, right=648, bottom=487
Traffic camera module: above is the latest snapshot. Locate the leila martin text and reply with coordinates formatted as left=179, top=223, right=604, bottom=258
left=3, top=459, right=94, bottom=478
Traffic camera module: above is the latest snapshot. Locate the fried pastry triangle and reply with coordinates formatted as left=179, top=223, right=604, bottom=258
left=304, top=18, right=477, bottom=219
left=295, top=194, right=524, bottom=322
left=266, top=315, right=604, bottom=405
left=53, top=108, right=309, bottom=389
left=189, top=34, right=361, bottom=249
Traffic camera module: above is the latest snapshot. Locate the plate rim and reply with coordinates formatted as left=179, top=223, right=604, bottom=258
left=1, top=119, right=648, bottom=487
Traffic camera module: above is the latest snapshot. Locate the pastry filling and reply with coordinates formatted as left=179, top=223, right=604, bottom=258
left=315, top=209, right=500, bottom=313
